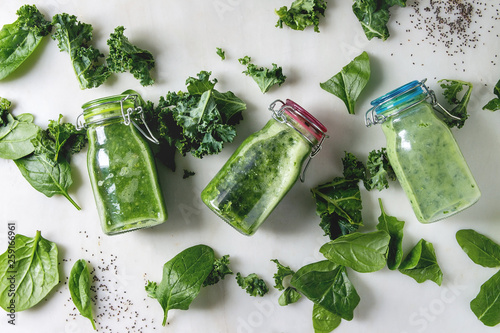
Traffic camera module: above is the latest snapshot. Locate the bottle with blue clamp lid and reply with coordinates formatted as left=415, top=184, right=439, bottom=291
left=201, top=99, right=327, bottom=235
left=79, top=93, right=167, bottom=235
left=365, top=79, right=480, bottom=223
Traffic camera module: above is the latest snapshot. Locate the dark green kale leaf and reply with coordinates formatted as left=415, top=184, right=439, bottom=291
left=239, top=56, right=286, bottom=93
left=0, top=5, right=52, bottom=80
left=236, top=272, right=269, bottom=297
left=203, top=254, right=233, bottom=287
left=51, top=13, right=110, bottom=89
left=352, top=0, right=407, bottom=41
left=182, top=169, right=196, bottom=179
left=437, top=79, right=473, bottom=128
left=0, top=97, right=11, bottom=127
left=47, top=114, right=87, bottom=162
left=342, top=151, right=366, bottom=182
left=483, top=79, right=500, bottom=111
left=275, top=0, right=327, bottom=33
left=271, top=259, right=295, bottom=291
left=365, top=147, right=395, bottom=191
left=106, top=26, right=155, bottom=86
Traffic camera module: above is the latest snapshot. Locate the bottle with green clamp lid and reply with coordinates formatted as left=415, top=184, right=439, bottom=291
left=201, top=99, right=327, bottom=235
left=365, top=79, right=480, bottom=223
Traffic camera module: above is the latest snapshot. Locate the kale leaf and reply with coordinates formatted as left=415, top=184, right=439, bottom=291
left=483, top=79, right=500, bottom=111
left=364, top=147, right=395, bottom=191
left=275, top=0, right=327, bottom=33
left=236, top=272, right=269, bottom=297
left=0, top=5, right=52, bottom=80
left=352, top=0, right=407, bottom=41
left=342, top=151, right=366, bottom=182
left=203, top=254, right=233, bottom=287
left=271, top=259, right=295, bottom=291
left=239, top=56, right=286, bottom=93
left=51, top=13, right=110, bottom=89
left=216, top=47, right=226, bottom=60
left=438, top=79, right=473, bottom=128
left=0, top=97, right=11, bottom=127
left=106, top=26, right=155, bottom=86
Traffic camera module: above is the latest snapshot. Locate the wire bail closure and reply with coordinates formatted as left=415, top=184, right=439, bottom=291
left=268, top=99, right=326, bottom=183
left=77, top=94, right=159, bottom=144
left=365, top=79, right=461, bottom=127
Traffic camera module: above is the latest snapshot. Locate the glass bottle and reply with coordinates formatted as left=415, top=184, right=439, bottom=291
left=79, top=93, right=167, bottom=235
left=201, top=99, right=327, bottom=235
left=365, top=79, right=480, bottom=223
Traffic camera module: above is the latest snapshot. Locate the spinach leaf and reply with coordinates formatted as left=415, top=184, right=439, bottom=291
left=145, top=244, right=215, bottom=326
left=0, top=116, right=40, bottom=160
left=69, top=259, right=96, bottom=330
left=0, top=231, right=59, bottom=311
left=312, top=303, right=342, bottom=333
left=352, top=0, right=407, bottom=41
left=320, top=230, right=390, bottom=273
left=398, top=239, right=443, bottom=286
left=290, top=260, right=360, bottom=321
left=271, top=259, right=295, bottom=291
left=106, top=26, right=155, bottom=86
left=236, top=273, right=269, bottom=297
left=438, top=79, right=473, bottom=128
left=202, top=254, right=233, bottom=287
left=470, top=269, right=500, bottom=327
left=483, top=79, right=500, bottom=111
left=275, top=0, right=327, bottom=33
left=216, top=47, right=225, bottom=60
left=376, top=198, right=404, bottom=270
left=278, top=286, right=302, bottom=306
left=365, top=148, right=396, bottom=191
left=239, top=56, right=287, bottom=93
left=320, top=51, right=370, bottom=115
left=51, top=13, right=110, bottom=89
left=456, top=229, right=500, bottom=268
left=0, top=5, right=52, bottom=80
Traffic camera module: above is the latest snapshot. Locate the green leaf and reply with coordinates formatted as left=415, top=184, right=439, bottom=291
left=0, top=231, right=59, bottom=311
left=437, top=79, right=473, bottom=128
left=275, top=0, right=327, bottom=33
left=290, top=261, right=360, bottom=321
left=470, top=269, right=500, bottom=327
left=399, top=239, right=443, bottom=286
left=0, top=5, right=52, bottom=80
left=376, top=198, right=405, bottom=270
left=320, top=230, right=390, bottom=273
left=0, top=118, right=39, bottom=160
left=482, top=79, right=500, bottom=111
left=352, top=0, right=406, bottom=41
left=216, top=47, right=225, bottom=60
left=202, top=254, right=233, bottom=287
left=278, top=287, right=302, bottom=306
left=106, top=26, right=155, bottom=86
left=320, top=52, right=371, bottom=115
left=146, top=245, right=215, bottom=326
left=271, top=259, right=295, bottom=291
left=69, top=259, right=96, bottom=330
left=236, top=273, right=269, bottom=297
left=341, top=151, right=366, bottom=181
left=364, top=147, right=396, bottom=191
left=312, top=303, right=342, bottom=333
left=456, top=229, right=500, bottom=268
left=241, top=60, right=286, bottom=93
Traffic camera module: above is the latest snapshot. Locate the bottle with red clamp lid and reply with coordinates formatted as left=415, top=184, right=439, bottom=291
left=201, top=99, right=327, bottom=235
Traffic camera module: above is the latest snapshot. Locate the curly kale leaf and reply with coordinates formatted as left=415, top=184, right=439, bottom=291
left=275, top=0, right=327, bottom=33
left=483, top=79, right=500, bottom=111
left=239, top=56, right=286, bottom=93
left=0, top=5, right=52, bottom=80
left=106, top=26, right=155, bottom=86
left=352, top=0, right=407, bottom=41
left=438, top=79, right=473, bottom=128
left=46, top=114, right=87, bottom=162
left=271, top=259, right=295, bottom=291
left=203, top=255, right=233, bottom=287
left=342, top=151, right=366, bottom=182
left=365, top=147, right=395, bottom=191
left=236, top=273, right=269, bottom=297
left=51, top=13, right=110, bottom=89
left=0, top=97, right=11, bottom=127
left=216, top=47, right=226, bottom=60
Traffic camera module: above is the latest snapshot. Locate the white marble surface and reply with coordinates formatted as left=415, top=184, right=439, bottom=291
left=1, top=1, right=500, bottom=332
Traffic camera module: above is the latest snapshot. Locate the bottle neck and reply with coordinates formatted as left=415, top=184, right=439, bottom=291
left=81, top=94, right=136, bottom=127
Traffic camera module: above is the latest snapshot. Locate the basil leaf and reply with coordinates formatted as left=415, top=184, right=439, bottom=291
left=290, top=260, right=360, bottom=321
left=69, top=259, right=96, bottom=330
left=320, top=51, right=370, bottom=115
left=0, top=120, right=40, bottom=160
left=312, top=303, right=342, bottom=333
left=146, top=244, right=215, bottom=326
left=320, top=231, right=390, bottom=273
left=483, top=79, right=500, bottom=111
left=278, top=287, right=302, bottom=306
left=0, top=231, right=59, bottom=311
left=376, top=199, right=404, bottom=270
left=398, top=239, right=443, bottom=286
left=470, top=269, right=500, bottom=327
left=456, top=229, right=500, bottom=268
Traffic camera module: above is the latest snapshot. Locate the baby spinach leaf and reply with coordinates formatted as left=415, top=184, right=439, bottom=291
left=271, top=259, right=295, bottom=291
left=320, top=51, right=370, bottom=115
left=0, top=5, right=52, bottom=80
left=470, top=269, right=500, bottom=327
left=275, top=0, right=327, bottom=33
left=0, top=118, right=39, bottom=160
left=437, top=79, right=473, bottom=128
left=456, top=229, right=500, bottom=268
left=376, top=198, right=404, bottom=270
left=0, top=231, right=59, bottom=311
left=398, top=239, right=443, bottom=286
left=69, top=259, right=96, bottom=330
left=483, top=79, right=500, bottom=111
left=312, top=303, right=342, bottom=333
left=202, top=254, right=233, bottom=287
left=290, top=260, right=360, bottom=321
left=236, top=273, right=269, bottom=297
left=320, top=230, right=390, bottom=273
left=240, top=56, right=287, bottom=93
left=145, top=244, right=214, bottom=326
left=278, top=287, right=302, bottom=306
left=365, top=148, right=396, bottom=191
